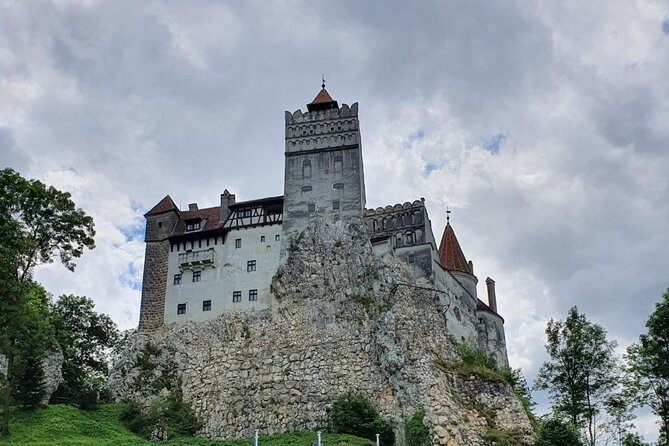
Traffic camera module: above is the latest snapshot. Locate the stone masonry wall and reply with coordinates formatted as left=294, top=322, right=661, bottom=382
left=138, top=240, right=169, bottom=330
left=110, top=219, right=533, bottom=446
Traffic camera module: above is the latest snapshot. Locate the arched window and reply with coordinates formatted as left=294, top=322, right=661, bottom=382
left=302, top=159, right=312, bottom=179
left=301, top=185, right=312, bottom=196
left=413, top=211, right=423, bottom=225
left=332, top=182, right=344, bottom=190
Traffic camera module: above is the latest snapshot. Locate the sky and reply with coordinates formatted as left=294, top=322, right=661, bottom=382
left=1, top=0, right=668, bottom=441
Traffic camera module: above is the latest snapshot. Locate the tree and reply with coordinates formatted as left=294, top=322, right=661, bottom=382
left=534, top=306, right=619, bottom=446
left=0, top=168, right=95, bottom=436
left=535, top=418, right=584, bottom=446
left=50, top=294, right=119, bottom=407
left=620, top=432, right=650, bottom=446
left=603, top=394, right=635, bottom=446
left=330, top=393, right=395, bottom=445
left=405, top=410, right=430, bottom=446
left=624, top=289, right=669, bottom=444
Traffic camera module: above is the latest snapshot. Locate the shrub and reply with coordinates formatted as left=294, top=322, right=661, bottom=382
left=119, top=387, right=199, bottom=440
left=330, top=392, right=395, bottom=445
left=534, top=418, right=583, bottom=446
left=405, top=410, right=430, bottom=446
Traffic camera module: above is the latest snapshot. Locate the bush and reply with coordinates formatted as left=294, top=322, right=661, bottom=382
left=119, top=387, right=199, bottom=440
left=405, top=410, right=430, bottom=446
left=330, top=392, right=395, bottom=445
left=535, top=418, right=583, bottom=446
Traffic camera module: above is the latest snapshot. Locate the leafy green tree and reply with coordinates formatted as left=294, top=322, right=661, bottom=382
left=535, top=418, right=584, bottom=446
left=12, top=350, right=47, bottom=409
left=50, top=294, right=118, bottom=407
left=0, top=168, right=95, bottom=436
left=603, top=394, right=635, bottom=446
left=534, top=306, right=619, bottom=446
left=624, top=289, right=669, bottom=444
left=620, top=432, right=649, bottom=446
left=405, top=410, right=430, bottom=446
left=330, top=392, right=394, bottom=445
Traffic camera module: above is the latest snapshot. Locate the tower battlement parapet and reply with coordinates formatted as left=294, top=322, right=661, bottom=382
left=284, top=102, right=358, bottom=124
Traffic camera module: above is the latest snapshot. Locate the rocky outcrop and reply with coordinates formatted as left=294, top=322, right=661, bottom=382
left=109, top=219, right=533, bottom=445
left=41, top=347, right=64, bottom=405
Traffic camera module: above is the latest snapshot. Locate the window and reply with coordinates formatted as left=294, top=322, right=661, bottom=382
left=186, top=220, right=201, bottom=231
left=202, top=300, right=212, bottom=312
left=249, top=289, right=258, bottom=301
left=334, top=154, right=343, bottom=173
left=239, top=209, right=252, bottom=218
left=302, top=159, right=312, bottom=179
left=177, top=303, right=186, bottom=315
left=158, top=221, right=162, bottom=228
left=275, top=234, right=280, bottom=241
left=408, top=253, right=415, bottom=264
left=301, top=185, right=312, bottom=195
left=332, top=182, right=344, bottom=190
left=247, top=260, right=256, bottom=272
left=173, top=274, right=182, bottom=285
left=332, top=200, right=340, bottom=210
left=235, top=238, right=241, bottom=249
left=308, top=203, right=315, bottom=212
left=261, top=235, right=265, bottom=242
left=232, top=291, right=241, bottom=303
left=192, top=271, right=201, bottom=282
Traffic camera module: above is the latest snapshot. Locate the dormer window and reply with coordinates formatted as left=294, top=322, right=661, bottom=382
left=185, top=219, right=201, bottom=232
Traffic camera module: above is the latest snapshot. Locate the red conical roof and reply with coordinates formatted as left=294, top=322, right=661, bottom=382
left=307, top=87, right=339, bottom=112
left=145, top=195, right=179, bottom=216
left=438, top=223, right=473, bottom=274
left=310, top=88, right=335, bottom=104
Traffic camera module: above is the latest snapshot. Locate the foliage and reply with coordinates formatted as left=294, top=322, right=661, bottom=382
left=624, top=288, right=669, bottom=444
left=330, top=392, right=395, bottom=445
left=621, top=432, right=650, bottom=446
left=0, top=403, right=374, bottom=445
left=534, top=418, right=584, bottom=446
left=49, top=294, right=119, bottom=407
left=482, top=428, right=526, bottom=446
left=131, top=341, right=179, bottom=397
left=603, top=393, right=636, bottom=445
left=0, top=167, right=95, bottom=437
left=534, top=306, right=618, bottom=445
left=120, top=387, right=200, bottom=441
left=11, top=350, right=47, bottom=409
left=405, top=410, right=430, bottom=446
left=499, top=367, right=539, bottom=432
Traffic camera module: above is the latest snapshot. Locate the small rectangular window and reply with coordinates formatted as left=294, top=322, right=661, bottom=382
left=202, top=300, right=212, bottom=311
left=275, top=234, right=280, bottom=241
left=186, top=221, right=201, bottom=231
left=308, top=203, right=315, bottom=212
left=177, top=303, right=186, bottom=315
left=247, top=260, right=256, bottom=272
left=173, top=274, right=182, bottom=285
left=332, top=200, right=340, bottom=210
left=192, top=271, right=201, bottom=282
left=408, top=253, right=415, bottom=264
left=249, top=289, right=258, bottom=301
left=232, top=291, right=241, bottom=303
left=261, top=235, right=266, bottom=242
left=235, top=238, right=241, bottom=249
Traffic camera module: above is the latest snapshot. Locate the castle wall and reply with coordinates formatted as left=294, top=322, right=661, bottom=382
left=163, top=225, right=281, bottom=324
left=432, top=261, right=480, bottom=345
left=477, top=311, right=509, bottom=368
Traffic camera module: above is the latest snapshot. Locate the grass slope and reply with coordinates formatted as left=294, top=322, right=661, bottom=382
left=0, top=405, right=373, bottom=446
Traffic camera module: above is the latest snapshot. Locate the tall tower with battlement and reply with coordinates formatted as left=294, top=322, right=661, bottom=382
left=280, top=86, right=366, bottom=256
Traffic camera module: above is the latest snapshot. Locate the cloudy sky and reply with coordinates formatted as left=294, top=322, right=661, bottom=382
left=2, top=0, right=668, bottom=440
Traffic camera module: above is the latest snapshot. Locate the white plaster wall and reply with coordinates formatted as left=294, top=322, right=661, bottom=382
left=164, top=224, right=282, bottom=323
left=432, top=262, right=480, bottom=345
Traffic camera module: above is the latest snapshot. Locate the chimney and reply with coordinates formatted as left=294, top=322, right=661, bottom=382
left=485, top=277, right=497, bottom=313
left=220, top=189, right=236, bottom=223
left=188, top=203, right=198, bottom=211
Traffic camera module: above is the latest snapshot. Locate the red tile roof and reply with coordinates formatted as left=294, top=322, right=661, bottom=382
left=172, top=206, right=222, bottom=236
left=438, top=223, right=473, bottom=274
left=310, top=88, right=335, bottom=105
left=145, top=195, right=179, bottom=216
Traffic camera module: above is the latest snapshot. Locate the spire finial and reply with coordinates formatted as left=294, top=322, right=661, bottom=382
left=446, top=207, right=451, bottom=224
left=322, top=74, right=326, bottom=89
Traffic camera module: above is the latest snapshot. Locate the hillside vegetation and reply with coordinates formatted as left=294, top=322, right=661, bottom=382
left=0, top=405, right=373, bottom=446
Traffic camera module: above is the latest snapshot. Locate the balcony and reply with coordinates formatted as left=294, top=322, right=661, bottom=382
left=178, top=248, right=215, bottom=270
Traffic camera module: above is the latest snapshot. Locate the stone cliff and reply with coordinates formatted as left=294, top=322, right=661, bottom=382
left=108, top=219, right=533, bottom=446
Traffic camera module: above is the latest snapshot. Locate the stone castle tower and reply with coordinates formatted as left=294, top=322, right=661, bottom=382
left=281, top=85, right=366, bottom=256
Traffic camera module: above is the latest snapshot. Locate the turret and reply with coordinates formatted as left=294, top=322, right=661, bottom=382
left=438, top=219, right=478, bottom=299
left=139, top=195, right=180, bottom=330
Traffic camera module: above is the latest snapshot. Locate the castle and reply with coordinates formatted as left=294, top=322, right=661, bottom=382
left=138, top=85, right=508, bottom=366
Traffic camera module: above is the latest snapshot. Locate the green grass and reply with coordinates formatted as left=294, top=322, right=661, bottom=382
left=0, top=404, right=374, bottom=446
